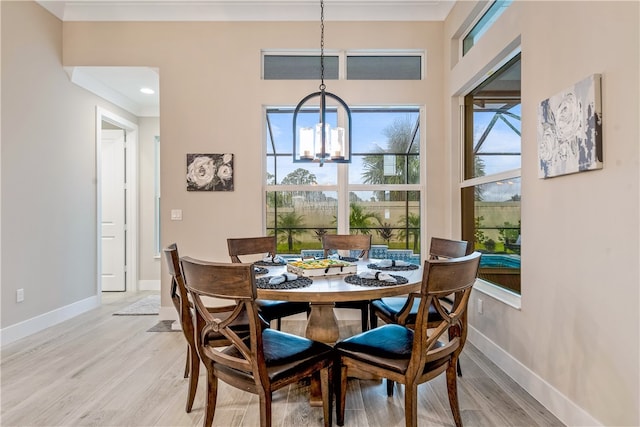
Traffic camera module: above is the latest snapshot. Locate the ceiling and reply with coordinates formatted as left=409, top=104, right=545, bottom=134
left=44, top=1, right=455, bottom=117
left=38, top=1, right=456, bottom=22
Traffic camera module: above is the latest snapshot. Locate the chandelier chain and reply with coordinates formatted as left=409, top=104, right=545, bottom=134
left=319, top=0, right=325, bottom=90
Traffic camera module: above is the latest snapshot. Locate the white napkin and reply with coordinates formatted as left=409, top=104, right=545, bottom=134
left=268, top=273, right=298, bottom=285
left=358, top=271, right=397, bottom=283
left=327, top=254, right=340, bottom=260
left=377, top=259, right=409, bottom=267
left=263, top=255, right=286, bottom=264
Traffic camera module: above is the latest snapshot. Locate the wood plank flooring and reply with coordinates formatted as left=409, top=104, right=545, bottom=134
left=1, top=292, right=563, bottom=427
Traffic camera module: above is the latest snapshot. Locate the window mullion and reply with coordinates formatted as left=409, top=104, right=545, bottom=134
left=337, top=163, right=349, bottom=233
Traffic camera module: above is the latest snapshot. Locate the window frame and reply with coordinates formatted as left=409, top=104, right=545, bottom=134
left=461, top=0, right=513, bottom=57
left=264, top=105, right=426, bottom=257
left=459, top=51, right=522, bottom=306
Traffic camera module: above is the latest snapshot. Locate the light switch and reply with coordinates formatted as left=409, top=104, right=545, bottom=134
left=171, top=209, right=183, bottom=221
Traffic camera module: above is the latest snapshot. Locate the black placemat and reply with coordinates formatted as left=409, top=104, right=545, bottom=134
left=344, top=274, right=409, bottom=287
left=253, top=266, right=269, bottom=275
left=256, top=276, right=313, bottom=290
left=367, top=263, right=419, bottom=271
left=336, top=256, right=359, bottom=262
left=254, top=260, right=287, bottom=267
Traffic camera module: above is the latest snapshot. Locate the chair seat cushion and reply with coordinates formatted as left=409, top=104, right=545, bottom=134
left=220, top=329, right=334, bottom=383
left=336, top=324, right=413, bottom=358
left=371, top=297, right=446, bottom=324
left=261, top=329, right=332, bottom=364
left=335, top=324, right=446, bottom=374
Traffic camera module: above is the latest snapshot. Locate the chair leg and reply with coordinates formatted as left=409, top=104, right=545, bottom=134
left=360, top=306, right=369, bottom=332
left=186, top=345, right=200, bottom=412
left=369, top=309, right=378, bottom=329
left=446, top=359, right=463, bottom=427
left=183, top=345, right=190, bottom=378
left=259, top=393, right=273, bottom=427
left=448, top=327, right=463, bottom=376
left=337, top=365, right=347, bottom=426
left=320, top=366, right=332, bottom=427
left=276, top=317, right=282, bottom=331
left=404, top=383, right=418, bottom=427
left=386, top=378, right=394, bottom=397
left=203, top=367, right=218, bottom=427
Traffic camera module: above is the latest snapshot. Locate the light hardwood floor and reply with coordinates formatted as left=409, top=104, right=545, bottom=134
left=1, top=292, right=563, bottom=427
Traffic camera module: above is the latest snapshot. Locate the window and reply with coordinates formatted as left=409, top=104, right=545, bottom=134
left=262, top=50, right=423, bottom=81
left=462, top=0, right=513, bottom=56
left=263, top=54, right=339, bottom=80
left=266, top=107, right=422, bottom=261
left=461, top=54, right=521, bottom=294
left=346, top=54, right=422, bottom=80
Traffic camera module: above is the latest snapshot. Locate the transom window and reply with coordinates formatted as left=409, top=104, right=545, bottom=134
left=265, top=107, right=423, bottom=261
left=462, top=0, right=513, bottom=56
left=262, top=50, right=423, bottom=81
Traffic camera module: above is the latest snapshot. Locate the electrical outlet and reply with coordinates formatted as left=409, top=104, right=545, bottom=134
left=477, top=298, right=483, bottom=315
left=170, top=209, right=183, bottom=221
left=16, top=288, right=25, bottom=303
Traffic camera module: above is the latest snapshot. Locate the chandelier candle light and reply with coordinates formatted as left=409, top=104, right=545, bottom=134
left=292, top=0, right=352, bottom=166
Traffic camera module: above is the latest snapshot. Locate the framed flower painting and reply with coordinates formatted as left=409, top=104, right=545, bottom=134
left=186, top=153, right=234, bottom=191
left=537, top=74, right=603, bottom=178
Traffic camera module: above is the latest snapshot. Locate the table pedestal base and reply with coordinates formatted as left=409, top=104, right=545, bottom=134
left=305, top=302, right=339, bottom=344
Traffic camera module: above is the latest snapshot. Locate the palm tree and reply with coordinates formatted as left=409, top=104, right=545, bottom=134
left=275, top=211, right=306, bottom=252
left=361, top=116, right=420, bottom=201
left=377, top=222, right=395, bottom=245
left=398, top=212, right=420, bottom=252
left=349, top=203, right=381, bottom=235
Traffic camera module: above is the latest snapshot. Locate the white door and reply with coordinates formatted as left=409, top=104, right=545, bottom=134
left=101, top=129, right=126, bottom=291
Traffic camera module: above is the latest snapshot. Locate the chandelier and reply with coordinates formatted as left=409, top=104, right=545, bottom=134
left=292, top=0, right=352, bottom=167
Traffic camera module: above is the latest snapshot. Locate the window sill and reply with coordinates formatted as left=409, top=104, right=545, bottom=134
left=474, top=279, right=521, bottom=310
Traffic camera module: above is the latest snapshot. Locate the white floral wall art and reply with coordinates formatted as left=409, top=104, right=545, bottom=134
left=186, top=153, right=234, bottom=191
left=537, top=74, right=603, bottom=178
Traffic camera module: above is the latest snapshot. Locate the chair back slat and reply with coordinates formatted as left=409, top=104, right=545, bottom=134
left=322, top=234, right=371, bottom=259
left=180, top=258, right=262, bottom=372
left=163, top=243, right=194, bottom=338
left=227, top=236, right=276, bottom=263
left=181, top=257, right=256, bottom=300
left=429, top=237, right=470, bottom=259
left=413, top=252, right=481, bottom=364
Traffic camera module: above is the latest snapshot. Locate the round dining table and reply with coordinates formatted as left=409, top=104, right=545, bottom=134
left=256, top=259, right=423, bottom=344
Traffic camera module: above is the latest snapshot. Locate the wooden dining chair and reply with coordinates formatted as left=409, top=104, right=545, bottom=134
left=369, top=237, right=470, bottom=328
left=180, top=257, right=335, bottom=427
left=227, top=236, right=310, bottom=330
left=163, top=243, right=251, bottom=413
left=335, top=251, right=481, bottom=427
left=321, top=234, right=372, bottom=332
left=369, top=237, right=470, bottom=376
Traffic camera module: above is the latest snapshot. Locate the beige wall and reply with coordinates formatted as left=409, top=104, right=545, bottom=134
left=0, top=1, right=137, bottom=327
left=445, top=1, right=639, bottom=426
left=61, top=19, right=448, bottom=310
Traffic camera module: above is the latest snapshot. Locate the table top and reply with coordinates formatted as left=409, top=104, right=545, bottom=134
left=256, top=259, right=423, bottom=303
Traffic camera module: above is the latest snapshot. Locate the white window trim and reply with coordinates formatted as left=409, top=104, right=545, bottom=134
left=264, top=105, right=427, bottom=252
left=474, top=279, right=521, bottom=309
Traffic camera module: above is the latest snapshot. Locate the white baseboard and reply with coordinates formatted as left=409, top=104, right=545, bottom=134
left=138, top=279, right=160, bottom=291
left=468, top=326, right=602, bottom=427
left=0, top=295, right=100, bottom=347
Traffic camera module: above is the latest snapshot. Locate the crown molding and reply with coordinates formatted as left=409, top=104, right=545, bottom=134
left=37, top=1, right=455, bottom=22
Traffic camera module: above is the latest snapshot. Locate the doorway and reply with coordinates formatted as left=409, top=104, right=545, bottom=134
left=97, top=107, right=138, bottom=294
